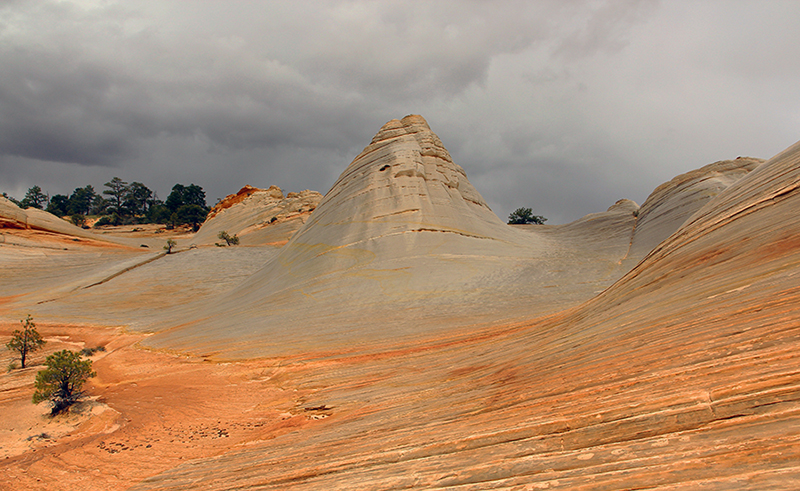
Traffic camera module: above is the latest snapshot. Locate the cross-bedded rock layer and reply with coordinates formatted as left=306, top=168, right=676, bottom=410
left=2, top=116, right=795, bottom=489
left=140, top=116, right=637, bottom=358
left=193, top=185, right=322, bottom=246
left=133, top=137, right=800, bottom=490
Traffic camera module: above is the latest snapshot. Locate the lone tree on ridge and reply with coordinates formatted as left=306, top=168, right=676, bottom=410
left=508, top=207, right=547, bottom=225
left=33, top=350, right=96, bottom=414
left=164, top=238, right=177, bottom=254
left=217, top=231, right=240, bottom=246
left=6, top=314, right=46, bottom=369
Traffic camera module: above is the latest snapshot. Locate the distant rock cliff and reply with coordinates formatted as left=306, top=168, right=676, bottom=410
left=193, top=185, right=321, bottom=246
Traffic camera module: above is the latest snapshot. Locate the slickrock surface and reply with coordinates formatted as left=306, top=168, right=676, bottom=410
left=142, top=117, right=761, bottom=359
left=142, top=116, right=642, bottom=358
left=2, top=117, right=761, bottom=358
left=193, top=185, right=322, bottom=246
left=624, top=156, right=764, bottom=268
left=0, top=196, right=129, bottom=248
left=0, top=115, right=795, bottom=489
left=0, top=323, right=312, bottom=490
left=129, top=138, right=800, bottom=489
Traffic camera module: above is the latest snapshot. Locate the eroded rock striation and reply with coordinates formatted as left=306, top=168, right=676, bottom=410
left=1, top=116, right=765, bottom=362
left=134, top=139, right=800, bottom=490
left=193, top=185, right=322, bottom=246
left=1, top=115, right=796, bottom=489
left=142, top=116, right=631, bottom=357
left=625, top=156, right=764, bottom=264
left=0, top=196, right=120, bottom=246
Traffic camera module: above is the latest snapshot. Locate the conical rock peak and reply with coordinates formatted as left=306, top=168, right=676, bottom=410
left=298, top=114, right=504, bottom=250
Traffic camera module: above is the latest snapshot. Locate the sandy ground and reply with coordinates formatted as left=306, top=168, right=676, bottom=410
left=0, top=322, right=319, bottom=490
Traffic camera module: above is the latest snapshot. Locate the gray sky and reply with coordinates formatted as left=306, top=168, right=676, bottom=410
left=1, top=0, right=798, bottom=224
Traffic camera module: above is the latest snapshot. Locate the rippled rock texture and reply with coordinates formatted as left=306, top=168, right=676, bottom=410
left=2, top=115, right=797, bottom=489
left=193, top=185, right=322, bottom=246
left=143, top=116, right=645, bottom=358
left=133, top=139, right=800, bottom=490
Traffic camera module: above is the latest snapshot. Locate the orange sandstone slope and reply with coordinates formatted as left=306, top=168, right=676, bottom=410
left=133, top=142, right=800, bottom=489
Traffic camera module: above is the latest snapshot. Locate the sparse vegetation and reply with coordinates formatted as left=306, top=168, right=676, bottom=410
left=21, top=185, right=48, bottom=209
left=32, top=350, right=96, bottom=415
left=6, top=314, right=46, bottom=369
left=79, top=345, right=106, bottom=357
left=102, top=177, right=129, bottom=214
left=94, top=213, right=121, bottom=227
left=70, top=214, right=87, bottom=227
left=2, top=191, right=22, bottom=206
left=174, top=204, right=207, bottom=231
left=164, top=238, right=177, bottom=254
left=217, top=231, right=240, bottom=246
left=508, top=207, right=547, bottom=225
left=166, top=184, right=210, bottom=230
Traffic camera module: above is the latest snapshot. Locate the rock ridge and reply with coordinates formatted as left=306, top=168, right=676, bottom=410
left=192, top=186, right=321, bottom=246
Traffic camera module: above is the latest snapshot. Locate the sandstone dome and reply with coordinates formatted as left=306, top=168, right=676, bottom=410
left=138, top=116, right=769, bottom=359
left=192, top=185, right=322, bottom=246
left=2, top=116, right=764, bottom=363
left=135, top=139, right=800, bottom=490
left=142, top=116, right=633, bottom=357
left=2, top=116, right=797, bottom=490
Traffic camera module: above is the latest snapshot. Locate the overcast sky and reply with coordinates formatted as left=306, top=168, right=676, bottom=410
left=1, top=0, right=798, bottom=224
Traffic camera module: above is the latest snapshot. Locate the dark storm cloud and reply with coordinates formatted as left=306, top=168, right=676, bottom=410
left=1, top=0, right=799, bottom=222
left=0, top=0, right=566, bottom=197
left=0, top=46, right=131, bottom=164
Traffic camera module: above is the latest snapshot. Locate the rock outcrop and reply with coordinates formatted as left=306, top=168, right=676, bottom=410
left=625, top=156, right=763, bottom=266
left=141, top=116, right=628, bottom=357
left=134, top=141, right=800, bottom=491
left=136, top=116, right=764, bottom=360
left=1, top=115, right=796, bottom=490
left=0, top=196, right=108, bottom=243
left=3, top=116, right=764, bottom=362
left=193, top=185, right=322, bottom=246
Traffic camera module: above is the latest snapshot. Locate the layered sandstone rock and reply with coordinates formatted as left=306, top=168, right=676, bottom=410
left=0, top=196, right=111, bottom=244
left=141, top=116, right=631, bottom=357
left=193, top=185, right=322, bottom=246
left=2, top=116, right=763, bottom=362
left=1, top=116, right=795, bottom=490
left=132, top=116, right=761, bottom=360
left=625, top=156, right=763, bottom=266
left=133, top=141, right=800, bottom=490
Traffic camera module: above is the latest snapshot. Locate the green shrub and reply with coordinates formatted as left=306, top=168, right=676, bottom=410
left=217, top=231, right=240, bottom=246
left=79, top=346, right=106, bottom=357
left=164, top=238, right=177, bottom=254
left=508, top=207, right=547, bottom=225
left=70, top=214, right=86, bottom=227
left=94, top=213, right=122, bottom=227
left=33, top=350, right=96, bottom=414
